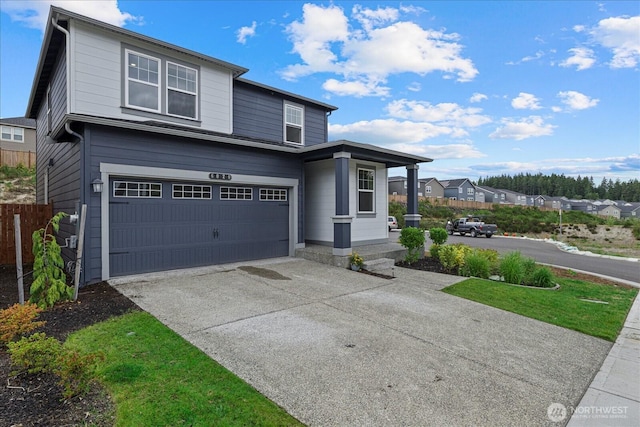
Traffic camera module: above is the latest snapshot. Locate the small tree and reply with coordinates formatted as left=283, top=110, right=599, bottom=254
left=30, top=212, right=73, bottom=308
left=399, top=227, right=426, bottom=264
left=428, top=227, right=448, bottom=245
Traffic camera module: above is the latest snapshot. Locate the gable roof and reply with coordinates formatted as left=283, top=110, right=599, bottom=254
left=441, top=178, right=473, bottom=189
left=28, top=6, right=249, bottom=118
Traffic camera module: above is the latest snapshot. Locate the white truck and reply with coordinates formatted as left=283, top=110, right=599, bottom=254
left=446, top=217, right=497, bottom=238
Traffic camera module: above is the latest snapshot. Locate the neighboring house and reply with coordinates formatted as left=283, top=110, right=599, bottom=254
left=475, top=185, right=511, bottom=204
left=442, top=178, right=476, bottom=201
left=544, top=196, right=571, bottom=210
left=420, top=177, right=444, bottom=199
left=596, top=204, right=621, bottom=219
left=388, top=175, right=407, bottom=196
left=0, top=117, right=37, bottom=166
left=28, top=7, right=430, bottom=285
left=570, top=200, right=597, bottom=214
left=526, top=195, right=547, bottom=208
left=619, top=203, right=640, bottom=219
left=498, top=189, right=528, bottom=206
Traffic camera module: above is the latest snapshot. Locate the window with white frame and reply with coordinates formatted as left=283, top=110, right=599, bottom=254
left=467, top=187, right=474, bottom=195
left=1, top=126, right=24, bottom=142
left=500, top=194, right=505, bottom=200
left=259, top=188, right=287, bottom=201
left=220, top=187, right=252, bottom=200
left=167, top=62, right=197, bottom=119
left=113, top=181, right=162, bottom=198
left=284, top=103, right=303, bottom=144
left=458, top=187, right=463, bottom=194
left=467, top=197, right=474, bottom=201
left=357, top=168, right=375, bottom=213
left=172, top=184, right=211, bottom=199
left=425, top=186, right=432, bottom=193
left=126, top=50, right=160, bottom=112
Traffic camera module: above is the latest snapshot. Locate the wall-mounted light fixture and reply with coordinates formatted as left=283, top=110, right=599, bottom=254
left=91, top=178, right=104, bottom=193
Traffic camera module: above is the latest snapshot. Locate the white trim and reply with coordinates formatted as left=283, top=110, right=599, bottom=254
left=284, top=102, right=304, bottom=145
left=125, top=49, right=161, bottom=113
left=165, top=61, right=198, bottom=119
left=99, top=163, right=299, bottom=280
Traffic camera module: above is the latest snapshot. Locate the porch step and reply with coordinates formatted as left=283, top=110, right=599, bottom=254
left=363, top=258, right=395, bottom=272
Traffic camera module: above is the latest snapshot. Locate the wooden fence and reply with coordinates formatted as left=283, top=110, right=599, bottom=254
left=0, top=149, right=36, bottom=168
left=0, top=204, right=53, bottom=265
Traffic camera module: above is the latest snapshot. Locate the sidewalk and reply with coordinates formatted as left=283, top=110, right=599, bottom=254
left=566, top=292, right=640, bottom=426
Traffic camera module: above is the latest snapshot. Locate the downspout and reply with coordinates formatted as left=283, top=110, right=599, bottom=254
left=51, top=14, right=71, bottom=115
left=65, top=122, right=84, bottom=144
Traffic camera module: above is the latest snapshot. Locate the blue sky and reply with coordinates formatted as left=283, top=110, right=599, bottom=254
left=1, top=1, right=638, bottom=183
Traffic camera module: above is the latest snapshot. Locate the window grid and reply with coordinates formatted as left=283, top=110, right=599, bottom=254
left=220, top=187, right=253, bottom=200
left=284, top=104, right=303, bottom=145
left=113, top=181, right=162, bottom=198
left=172, top=184, right=211, bottom=199
left=425, top=186, right=432, bottom=193
left=357, top=168, right=375, bottom=213
left=467, top=188, right=474, bottom=195
left=1, top=126, right=24, bottom=142
left=260, top=188, right=287, bottom=201
left=126, top=50, right=160, bottom=112
left=167, top=62, right=197, bottom=119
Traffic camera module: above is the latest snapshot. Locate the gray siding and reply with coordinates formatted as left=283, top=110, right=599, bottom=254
left=233, top=81, right=328, bottom=146
left=50, top=44, right=67, bottom=134
left=84, top=125, right=305, bottom=283
left=389, top=180, right=406, bottom=195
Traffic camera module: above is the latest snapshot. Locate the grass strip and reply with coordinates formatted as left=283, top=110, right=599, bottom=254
left=66, top=311, right=303, bottom=427
left=442, top=277, right=637, bottom=341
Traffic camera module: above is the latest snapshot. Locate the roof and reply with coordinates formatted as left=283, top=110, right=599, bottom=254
left=0, top=117, right=36, bottom=128
left=442, top=178, right=472, bottom=188
left=236, top=78, right=337, bottom=112
left=388, top=176, right=407, bottom=182
left=301, top=140, right=432, bottom=168
left=28, top=6, right=249, bottom=118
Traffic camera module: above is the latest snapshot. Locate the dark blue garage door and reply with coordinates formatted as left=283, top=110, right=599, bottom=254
left=109, top=179, right=289, bottom=277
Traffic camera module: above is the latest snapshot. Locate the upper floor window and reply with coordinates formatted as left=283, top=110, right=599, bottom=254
left=458, top=187, right=463, bottom=194
left=167, top=62, right=197, bottom=119
left=126, top=50, right=160, bottom=112
left=1, top=126, right=24, bottom=142
left=467, top=187, right=474, bottom=195
left=358, top=168, right=375, bottom=213
left=425, top=186, right=432, bottom=193
left=284, top=103, right=303, bottom=145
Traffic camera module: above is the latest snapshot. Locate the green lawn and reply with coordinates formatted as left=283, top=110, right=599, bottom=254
left=66, top=311, right=303, bottom=427
left=442, top=277, right=637, bottom=341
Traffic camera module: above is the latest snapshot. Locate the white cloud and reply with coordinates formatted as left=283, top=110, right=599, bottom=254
left=522, top=50, right=545, bottom=62
left=560, top=47, right=596, bottom=70
left=322, top=78, right=390, bottom=97
left=237, top=21, right=257, bottom=44
left=329, top=119, right=457, bottom=145
left=511, top=93, right=542, bottom=110
left=282, top=4, right=478, bottom=97
left=407, top=82, right=422, bottom=92
left=0, top=0, right=139, bottom=31
left=469, top=93, right=488, bottom=103
left=389, top=143, right=485, bottom=159
left=489, top=116, right=556, bottom=140
left=590, top=15, right=640, bottom=68
left=557, top=91, right=599, bottom=110
left=386, top=99, right=491, bottom=128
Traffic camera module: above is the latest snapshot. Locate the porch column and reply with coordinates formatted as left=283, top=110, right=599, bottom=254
left=404, top=164, right=422, bottom=228
left=332, top=152, right=352, bottom=256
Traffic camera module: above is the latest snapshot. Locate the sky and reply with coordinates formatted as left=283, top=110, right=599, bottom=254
left=1, top=1, right=638, bottom=184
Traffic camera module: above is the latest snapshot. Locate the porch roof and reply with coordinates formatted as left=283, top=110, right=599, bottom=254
left=300, top=140, right=432, bottom=168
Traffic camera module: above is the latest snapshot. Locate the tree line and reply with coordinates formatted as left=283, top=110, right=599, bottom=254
left=477, top=173, right=640, bottom=202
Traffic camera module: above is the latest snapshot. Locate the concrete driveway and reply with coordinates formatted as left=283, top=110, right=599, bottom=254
left=111, top=258, right=611, bottom=426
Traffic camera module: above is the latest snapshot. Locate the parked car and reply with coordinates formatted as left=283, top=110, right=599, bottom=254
left=388, top=216, right=399, bottom=231
left=446, top=217, right=497, bottom=238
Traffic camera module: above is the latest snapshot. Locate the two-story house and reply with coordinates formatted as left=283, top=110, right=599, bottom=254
left=441, top=178, right=476, bottom=201
left=0, top=117, right=37, bottom=167
left=545, top=196, right=572, bottom=211
left=526, top=195, right=546, bottom=208
left=28, top=7, right=430, bottom=285
left=420, top=177, right=444, bottom=199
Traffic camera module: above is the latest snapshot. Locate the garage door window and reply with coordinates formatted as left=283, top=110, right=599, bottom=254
left=220, top=187, right=252, bottom=200
left=114, top=181, right=162, bottom=198
left=172, top=184, right=212, bottom=199
left=259, top=188, right=287, bottom=201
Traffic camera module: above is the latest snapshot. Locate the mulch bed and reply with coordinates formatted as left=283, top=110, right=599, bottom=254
left=0, top=264, right=139, bottom=427
left=0, top=257, right=628, bottom=426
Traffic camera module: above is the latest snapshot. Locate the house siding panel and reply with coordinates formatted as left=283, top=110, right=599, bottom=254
left=71, top=21, right=232, bottom=133
left=351, top=161, right=387, bottom=243
left=304, top=160, right=334, bottom=243
left=83, top=125, right=303, bottom=283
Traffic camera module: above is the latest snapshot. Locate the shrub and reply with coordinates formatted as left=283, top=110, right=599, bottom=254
left=429, top=244, right=442, bottom=260
left=0, top=303, right=45, bottom=346
left=460, top=251, right=491, bottom=279
left=428, top=227, right=448, bottom=245
left=349, top=252, right=364, bottom=269
left=439, top=244, right=472, bottom=272
left=31, top=212, right=73, bottom=308
left=499, top=252, right=526, bottom=285
left=7, top=332, right=63, bottom=375
left=54, top=349, right=105, bottom=398
left=633, top=223, right=640, bottom=240
left=399, top=227, right=426, bottom=264
left=529, top=267, right=555, bottom=288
